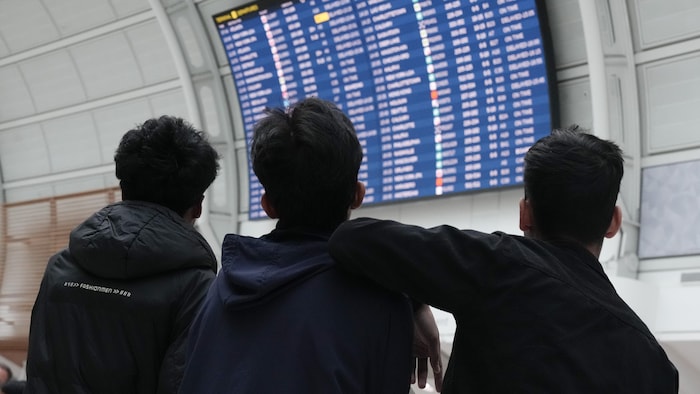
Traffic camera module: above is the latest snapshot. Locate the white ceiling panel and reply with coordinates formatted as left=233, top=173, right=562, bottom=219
left=125, top=21, right=178, bottom=85
left=640, top=54, right=700, bottom=154
left=543, top=0, right=586, bottom=68
left=0, top=65, right=36, bottom=121
left=633, top=0, right=700, bottom=49
left=52, top=174, right=109, bottom=196
left=198, top=0, right=231, bottom=68
left=103, top=173, right=119, bottom=188
left=235, top=144, right=249, bottom=214
left=639, top=161, right=700, bottom=258
left=222, top=74, right=245, bottom=141
left=3, top=184, right=54, bottom=204
left=557, top=78, right=593, bottom=130
left=174, top=15, right=204, bottom=70
left=42, top=0, right=116, bottom=37
left=0, top=124, right=51, bottom=181
left=209, top=151, right=231, bottom=212
left=109, top=0, right=150, bottom=19
left=70, top=33, right=143, bottom=99
left=19, top=50, right=87, bottom=112
left=161, top=0, right=185, bottom=8
left=149, top=89, right=189, bottom=120
left=0, top=32, right=9, bottom=58
left=0, top=0, right=59, bottom=54
left=93, top=98, right=153, bottom=164
left=198, top=84, right=221, bottom=138
left=42, top=112, right=102, bottom=173
left=208, top=214, right=232, bottom=249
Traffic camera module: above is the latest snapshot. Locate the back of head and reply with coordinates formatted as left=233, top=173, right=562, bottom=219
left=115, top=116, right=220, bottom=216
left=523, top=126, right=623, bottom=245
left=251, top=97, right=363, bottom=230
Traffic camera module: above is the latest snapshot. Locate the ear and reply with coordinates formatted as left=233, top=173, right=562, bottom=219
left=261, top=193, right=279, bottom=219
left=192, top=195, right=204, bottom=219
left=604, top=205, right=623, bottom=239
left=350, top=181, right=366, bottom=210
left=519, top=198, right=533, bottom=233
left=182, top=195, right=204, bottom=224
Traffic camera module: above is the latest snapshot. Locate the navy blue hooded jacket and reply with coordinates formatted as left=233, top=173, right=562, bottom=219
left=179, top=227, right=413, bottom=394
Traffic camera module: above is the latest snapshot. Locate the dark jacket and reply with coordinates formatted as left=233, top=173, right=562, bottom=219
left=179, top=227, right=413, bottom=394
left=25, top=201, right=217, bottom=394
left=329, top=218, right=679, bottom=393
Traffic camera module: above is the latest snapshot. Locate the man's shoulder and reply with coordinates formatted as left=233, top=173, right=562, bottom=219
left=311, top=266, right=411, bottom=309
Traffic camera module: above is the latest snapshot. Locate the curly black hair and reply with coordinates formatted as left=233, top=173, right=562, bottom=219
left=115, top=116, right=220, bottom=215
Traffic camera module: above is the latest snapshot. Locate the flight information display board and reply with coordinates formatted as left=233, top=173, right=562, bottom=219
left=214, top=0, right=557, bottom=220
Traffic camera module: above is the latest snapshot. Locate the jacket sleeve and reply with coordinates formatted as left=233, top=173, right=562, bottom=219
left=329, top=217, right=509, bottom=315
left=157, top=268, right=215, bottom=394
left=25, top=270, right=51, bottom=386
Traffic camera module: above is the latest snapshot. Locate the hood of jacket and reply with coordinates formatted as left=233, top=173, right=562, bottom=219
left=69, top=200, right=217, bottom=279
left=218, top=228, right=335, bottom=310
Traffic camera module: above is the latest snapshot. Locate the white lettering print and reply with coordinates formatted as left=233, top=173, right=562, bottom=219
left=64, top=281, right=132, bottom=297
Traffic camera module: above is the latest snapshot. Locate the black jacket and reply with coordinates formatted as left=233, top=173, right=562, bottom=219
left=179, top=227, right=413, bottom=393
left=329, top=218, right=679, bottom=393
left=25, top=201, right=217, bottom=394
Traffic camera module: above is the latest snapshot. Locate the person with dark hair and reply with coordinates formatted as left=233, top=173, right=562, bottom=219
left=25, top=116, right=220, bottom=394
left=329, top=126, right=679, bottom=393
left=179, top=97, right=421, bottom=393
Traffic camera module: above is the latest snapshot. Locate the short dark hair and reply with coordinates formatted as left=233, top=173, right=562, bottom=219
left=251, top=97, right=363, bottom=229
left=523, top=125, right=624, bottom=244
left=115, top=116, right=220, bottom=215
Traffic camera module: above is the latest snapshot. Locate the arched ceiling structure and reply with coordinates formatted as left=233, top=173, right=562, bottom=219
left=0, top=0, right=243, bottom=248
left=1, top=1, right=180, bottom=190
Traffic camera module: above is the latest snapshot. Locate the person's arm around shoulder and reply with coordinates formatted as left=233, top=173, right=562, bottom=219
left=330, top=217, right=502, bottom=314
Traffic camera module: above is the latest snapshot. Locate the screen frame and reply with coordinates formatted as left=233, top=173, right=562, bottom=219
left=213, top=0, right=561, bottom=219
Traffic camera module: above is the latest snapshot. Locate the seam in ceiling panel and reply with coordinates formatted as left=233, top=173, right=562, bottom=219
left=0, top=11, right=154, bottom=68
left=0, top=80, right=181, bottom=132
left=0, top=0, right=59, bottom=54
left=66, top=51, right=90, bottom=106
